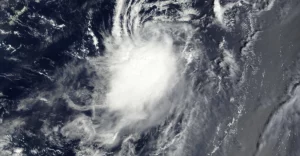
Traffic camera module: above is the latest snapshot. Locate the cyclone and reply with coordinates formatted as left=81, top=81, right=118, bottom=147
left=1, top=0, right=299, bottom=156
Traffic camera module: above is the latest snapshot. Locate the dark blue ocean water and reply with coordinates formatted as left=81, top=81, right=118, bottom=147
left=0, top=0, right=115, bottom=155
